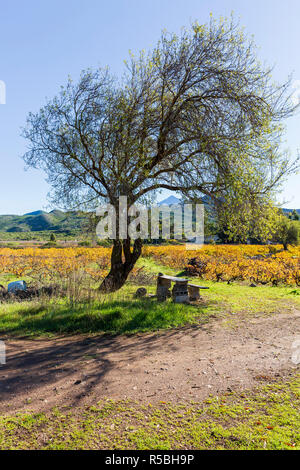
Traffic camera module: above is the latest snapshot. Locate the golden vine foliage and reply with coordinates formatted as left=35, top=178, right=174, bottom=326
left=143, top=245, right=300, bottom=286
left=0, top=247, right=111, bottom=284
left=0, top=245, right=299, bottom=287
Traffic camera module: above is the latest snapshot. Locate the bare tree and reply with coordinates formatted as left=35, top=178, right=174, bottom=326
left=22, top=16, right=298, bottom=291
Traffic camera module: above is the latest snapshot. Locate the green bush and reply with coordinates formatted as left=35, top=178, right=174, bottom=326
left=41, top=241, right=57, bottom=249
left=78, top=240, right=92, bottom=247
left=274, top=217, right=300, bottom=250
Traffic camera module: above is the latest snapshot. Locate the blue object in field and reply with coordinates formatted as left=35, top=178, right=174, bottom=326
left=7, top=280, right=27, bottom=293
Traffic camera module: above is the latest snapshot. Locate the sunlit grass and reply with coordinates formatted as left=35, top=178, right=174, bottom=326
left=0, top=290, right=214, bottom=337
left=1, top=374, right=299, bottom=450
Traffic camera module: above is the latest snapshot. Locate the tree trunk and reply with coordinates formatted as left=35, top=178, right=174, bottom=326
left=99, top=238, right=143, bottom=293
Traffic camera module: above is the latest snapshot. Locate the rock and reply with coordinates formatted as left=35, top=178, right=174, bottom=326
left=172, top=281, right=189, bottom=303
left=156, top=285, right=171, bottom=301
left=156, top=275, right=172, bottom=301
left=250, top=283, right=257, bottom=287
left=134, top=287, right=147, bottom=298
left=7, top=280, right=27, bottom=293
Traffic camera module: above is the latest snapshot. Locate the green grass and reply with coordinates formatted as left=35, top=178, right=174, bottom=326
left=1, top=374, right=299, bottom=450
left=136, top=256, right=179, bottom=276
left=202, top=281, right=300, bottom=316
left=0, top=292, right=215, bottom=337
left=0, top=257, right=299, bottom=337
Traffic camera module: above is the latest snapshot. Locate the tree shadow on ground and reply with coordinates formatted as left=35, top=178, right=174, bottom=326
left=1, top=298, right=214, bottom=336
left=0, top=320, right=209, bottom=412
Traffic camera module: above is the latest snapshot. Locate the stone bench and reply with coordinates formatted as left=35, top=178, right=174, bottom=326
left=156, top=273, right=209, bottom=303
left=187, top=283, right=209, bottom=301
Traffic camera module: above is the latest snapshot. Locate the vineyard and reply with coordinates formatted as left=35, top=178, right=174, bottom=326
left=0, top=244, right=299, bottom=287
left=0, top=247, right=110, bottom=284
left=144, top=245, right=300, bottom=286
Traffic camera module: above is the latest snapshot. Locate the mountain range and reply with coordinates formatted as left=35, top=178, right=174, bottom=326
left=0, top=200, right=299, bottom=235
left=0, top=210, right=87, bottom=234
left=158, top=197, right=300, bottom=216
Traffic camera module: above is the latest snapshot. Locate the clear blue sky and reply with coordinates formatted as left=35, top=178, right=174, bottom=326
left=0, top=0, right=299, bottom=214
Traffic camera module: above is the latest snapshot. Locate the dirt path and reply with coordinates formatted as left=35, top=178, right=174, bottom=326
left=0, top=311, right=299, bottom=414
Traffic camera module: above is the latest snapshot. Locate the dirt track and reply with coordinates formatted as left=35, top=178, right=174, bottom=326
left=0, top=311, right=299, bottom=414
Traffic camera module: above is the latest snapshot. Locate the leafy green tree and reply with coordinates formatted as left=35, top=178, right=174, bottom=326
left=274, top=215, right=300, bottom=250
left=22, top=16, right=298, bottom=291
left=215, top=195, right=281, bottom=244
left=50, top=233, right=56, bottom=242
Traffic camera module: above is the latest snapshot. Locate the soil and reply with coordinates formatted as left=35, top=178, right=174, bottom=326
left=0, top=311, right=299, bottom=414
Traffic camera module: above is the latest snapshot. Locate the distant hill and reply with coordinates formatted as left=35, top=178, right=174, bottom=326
left=0, top=204, right=298, bottom=236
left=158, top=197, right=300, bottom=215
left=0, top=210, right=88, bottom=234
left=158, top=196, right=181, bottom=206
left=157, top=195, right=211, bottom=206
left=24, top=210, right=47, bottom=216
left=282, top=208, right=300, bottom=216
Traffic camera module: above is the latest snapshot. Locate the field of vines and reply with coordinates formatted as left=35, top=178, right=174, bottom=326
left=143, top=245, right=300, bottom=286
left=0, top=244, right=299, bottom=287
left=0, top=247, right=111, bottom=284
